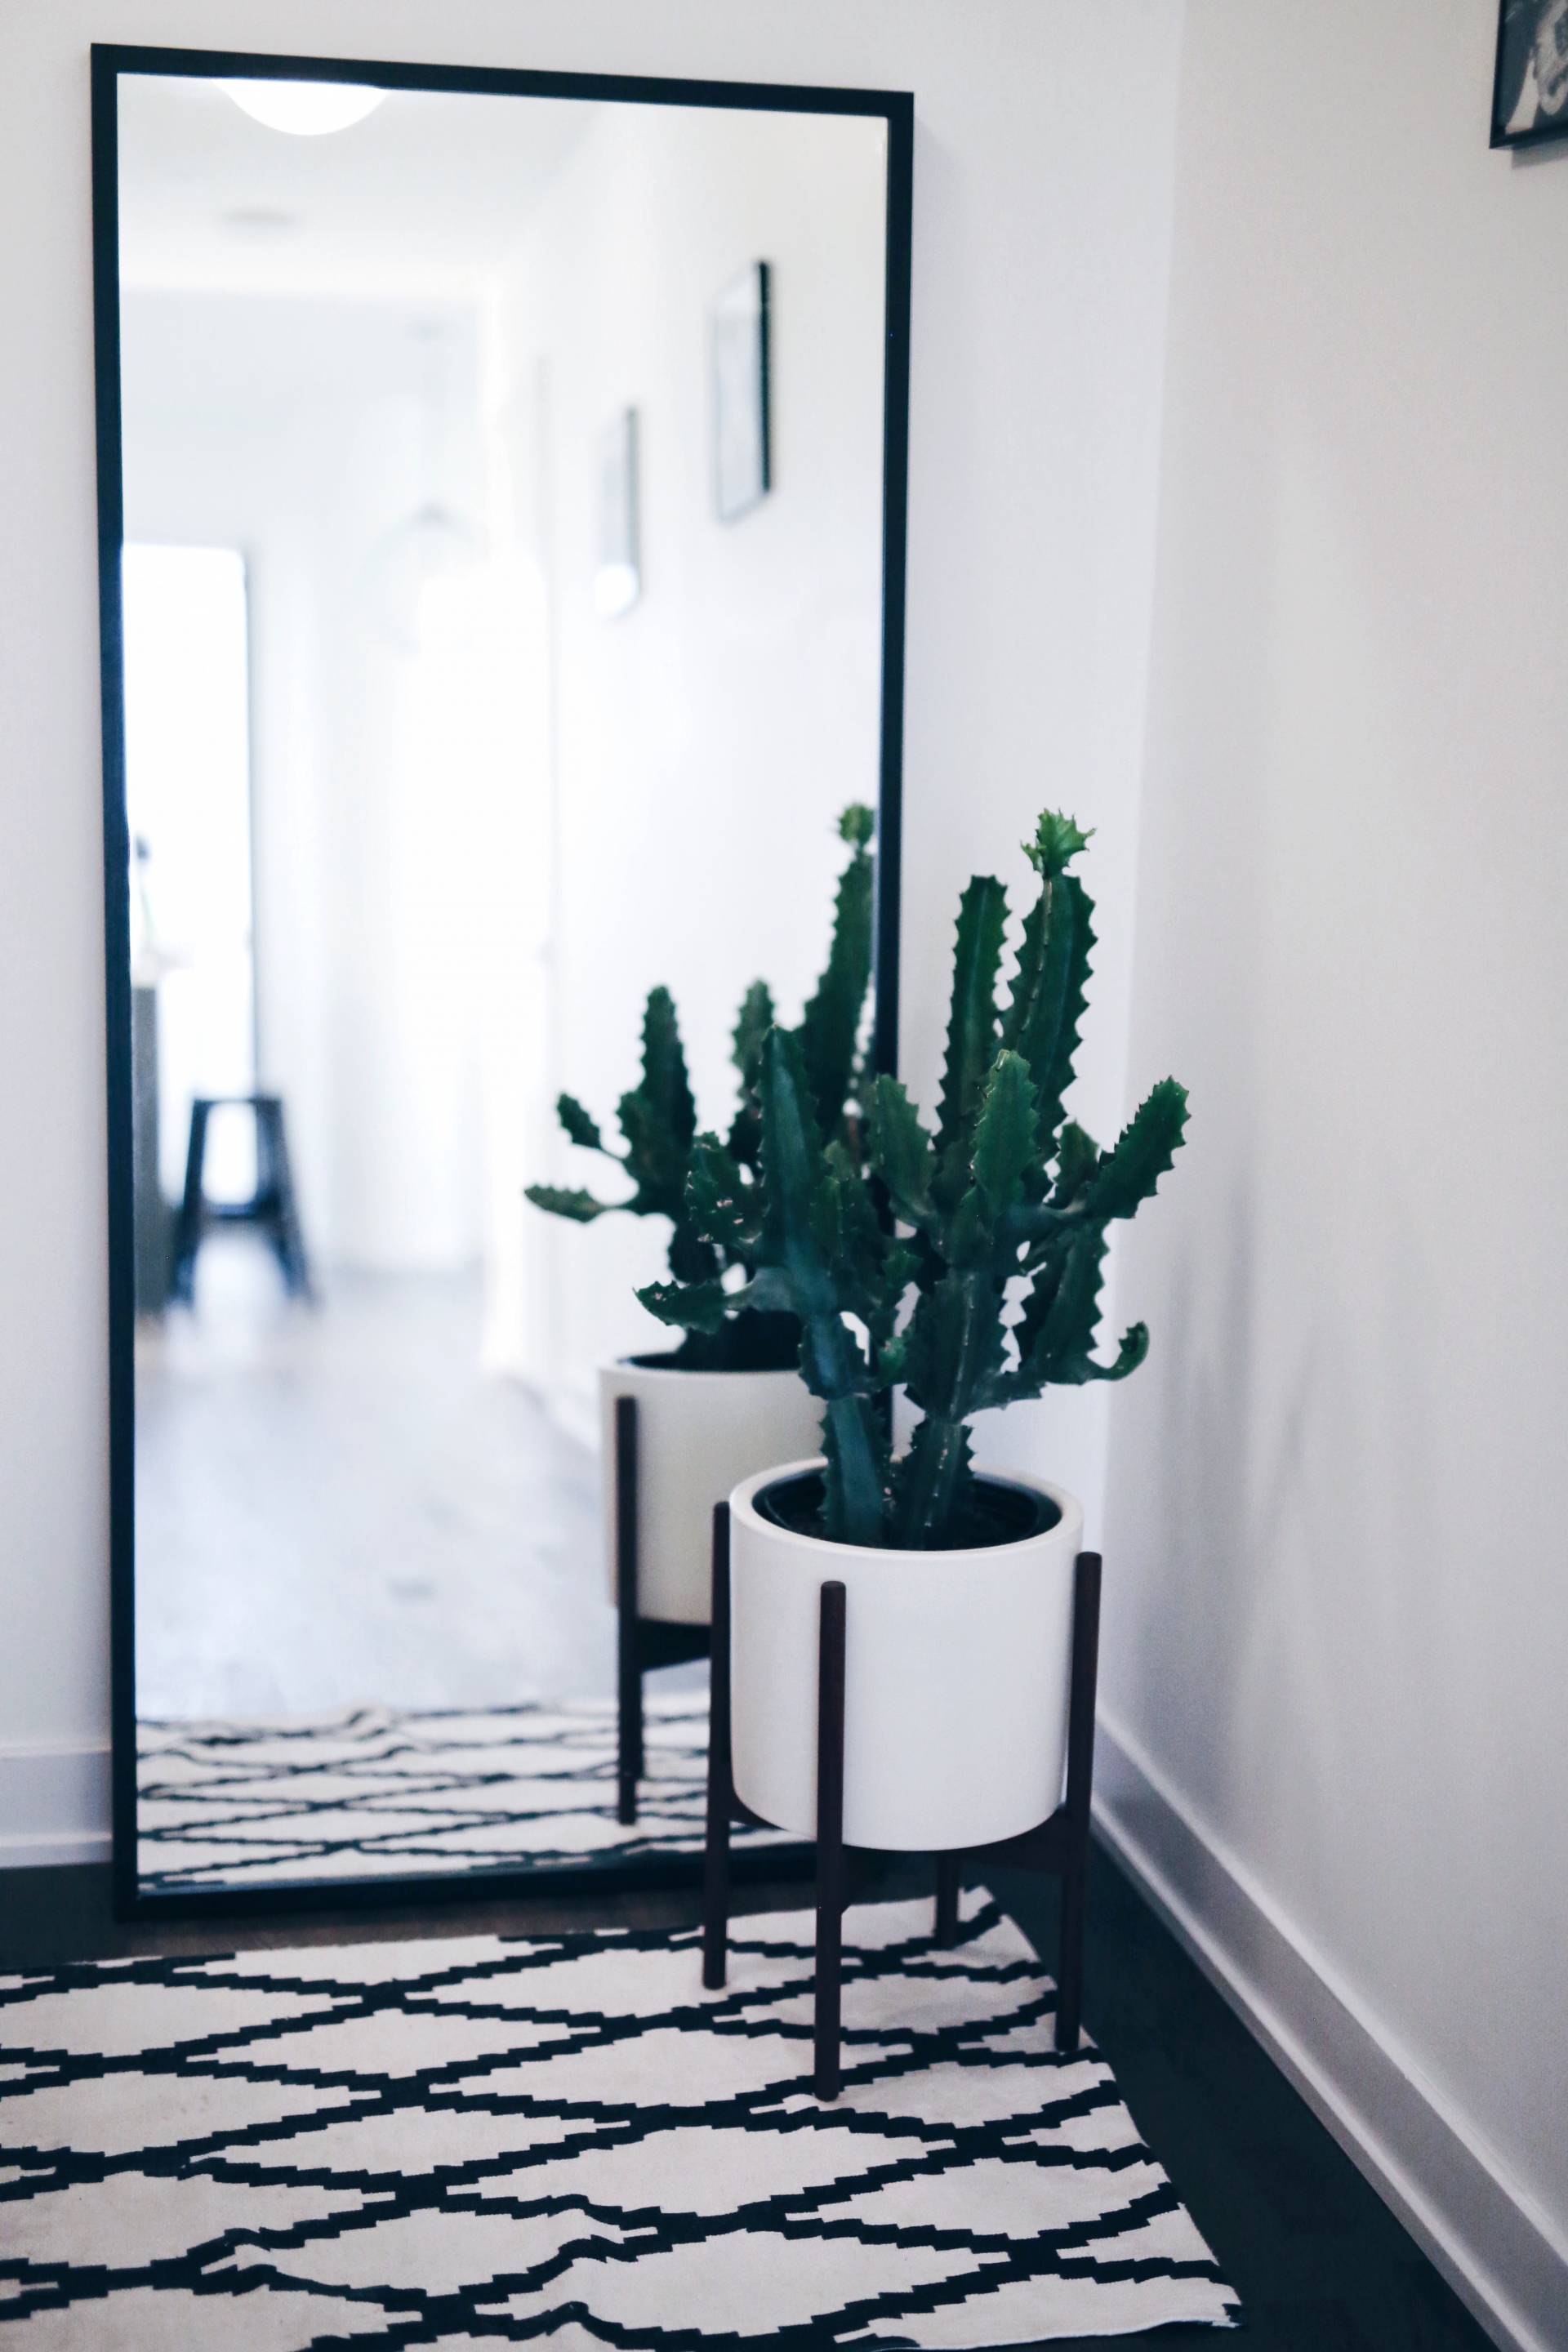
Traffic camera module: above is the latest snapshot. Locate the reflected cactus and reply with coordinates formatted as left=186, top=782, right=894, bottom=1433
left=525, top=804, right=875, bottom=1371
left=639, top=811, right=1188, bottom=1546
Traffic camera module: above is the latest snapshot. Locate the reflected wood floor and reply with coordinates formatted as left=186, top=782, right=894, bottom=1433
left=0, top=1846, right=1494, bottom=2351
left=134, top=1243, right=608, bottom=1720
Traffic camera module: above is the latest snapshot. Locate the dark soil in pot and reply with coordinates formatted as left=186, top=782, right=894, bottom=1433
left=755, top=1468, right=1061, bottom=1551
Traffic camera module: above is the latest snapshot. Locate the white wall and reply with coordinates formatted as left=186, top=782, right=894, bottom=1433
left=0, top=0, right=1182, bottom=1898
left=488, top=100, right=890, bottom=1419
left=1099, top=5, right=1568, bottom=2345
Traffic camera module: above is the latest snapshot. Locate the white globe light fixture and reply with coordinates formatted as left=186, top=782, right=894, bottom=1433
left=220, top=80, right=386, bottom=136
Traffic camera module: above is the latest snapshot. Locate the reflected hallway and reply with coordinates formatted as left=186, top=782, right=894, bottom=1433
left=134, top=1239, right=605, bottom=1722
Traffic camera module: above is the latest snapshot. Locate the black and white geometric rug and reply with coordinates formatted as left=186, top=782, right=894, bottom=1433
left=0, top=1890, right=1239, bottom=2345
left=137, top=1696, right=788, bottom=1891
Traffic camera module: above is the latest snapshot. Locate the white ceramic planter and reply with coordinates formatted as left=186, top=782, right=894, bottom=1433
left=728, top=1458, right=1085, bottom=1852
left=598, top=1359, right=822, bottom=1626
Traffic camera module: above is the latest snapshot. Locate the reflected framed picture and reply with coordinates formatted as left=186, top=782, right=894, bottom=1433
left=594, top=406, right=640, bottom=618
left=711, top=260, right=771, bottom=521
left=1491, top=0, right=1568, bottom=148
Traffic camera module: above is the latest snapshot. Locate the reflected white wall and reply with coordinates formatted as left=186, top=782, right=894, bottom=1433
left=488, top=102, right=889, bottom=1434
left=121, top=292, right=509, bottom=1272
left=122, top=542, right=256, bottom=1200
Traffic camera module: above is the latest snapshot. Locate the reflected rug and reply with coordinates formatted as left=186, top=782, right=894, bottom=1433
left=0, top=1890, right=1239, bottom=2346
left=136, top=1695, right=786, bottom=1891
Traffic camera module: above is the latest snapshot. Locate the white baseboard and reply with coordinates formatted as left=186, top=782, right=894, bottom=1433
left=0, top=1739, right=113, bottom=1870
left=1093, top=1710, right=1568, bottom=2352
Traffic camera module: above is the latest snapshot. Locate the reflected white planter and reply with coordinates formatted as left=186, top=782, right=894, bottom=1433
left=598, top=1359, right=822, bottom=1626
left=728, top=1459, right=1085, bottom=1852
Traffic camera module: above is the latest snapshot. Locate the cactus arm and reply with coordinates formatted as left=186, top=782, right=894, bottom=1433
left=1010, top=1316, right=1150, bottom=1394
left=1091, top=1321, right=1151, bottom=1382
left=759, top=1027, right=889, bottom=1545
left=555, top=1094, right=620, bottom=1157
left=1000, top=865, right=1094, bottom=1166
left=731, top=981, right=775, bottom=1085
left=637, top=1276, right=731, bottom=1333
left=523, top=1184, right=613, bottom=1223
left=970, top=1050, right=1040, bottom=1223
left=639, top=985, right=697, bottom=1152
left=637, top=1260, right=796, bottom=1330
left=867, top=1074, right=938, bottom=1229
left=1004, top=1075, right=1180, bottom=1256
left=614, top=987, right=697, bottom=1219
left=1080, top=1078, right=1189, bottom=1222
left=934, top=875, right=1008, bottom=1157
left=795, top=804, right=875, bottom=1141
left=1053, top=1120, right=1100, bottom=1206
left=893, top=1268, right=1004, bottom=1546
left=666, top=1219, right=722, bottom=1286
left=1000, top=1219, right=1153, bottom=1397
left=1015, top=1225, right=1104, bottom=1377
left=728, top=980, right=775, bottom=1169
left=889, top=1056, right=1037, bottom=1542
left=685, top=1134, right=762, bottom=1260
left=893, top=1416, right=976, bottom=1552
left=818, top=1141, right=918, bottom=1353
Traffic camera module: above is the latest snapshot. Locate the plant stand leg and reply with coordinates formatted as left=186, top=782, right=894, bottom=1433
left=934, top=1851, right=962, bottom=1949
left=1057, top=1858, right=1087, bottom=2055
left=1054, top=1549, right=1102, bottom=2055
left=702, top=1503, right=733, bottom=1991
left=814, top=1580, right=847, bottom=2100
left=615, top=1396, right=643, bottom=1827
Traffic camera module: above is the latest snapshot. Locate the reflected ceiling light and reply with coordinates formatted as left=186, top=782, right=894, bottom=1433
left=220, top=79, right=385, bottom=136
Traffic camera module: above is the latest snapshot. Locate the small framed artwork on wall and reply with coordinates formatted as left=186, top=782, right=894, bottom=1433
left=1492, top=0, right=1568, bottom=148
left=594, top=407, right=640, bottom=618
left=711, top=261, right=771, bottom=522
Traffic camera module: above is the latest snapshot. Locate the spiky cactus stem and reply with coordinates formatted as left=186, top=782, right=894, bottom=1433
left=641, top=808, right=1189, bottom=1549
left=526, top=804, right=876, bottom=1374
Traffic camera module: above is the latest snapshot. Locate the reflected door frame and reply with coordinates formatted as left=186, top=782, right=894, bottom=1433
left=91, top=41, right=913, bottom=1921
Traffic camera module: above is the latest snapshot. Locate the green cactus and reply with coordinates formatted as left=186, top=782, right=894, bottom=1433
left=639, top=811, right=1188, bottom=1545
left=525, top=804, right=876, bottom=1372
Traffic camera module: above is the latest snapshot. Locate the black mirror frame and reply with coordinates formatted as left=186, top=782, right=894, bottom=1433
left=91, top=42, right=911, bottom=1922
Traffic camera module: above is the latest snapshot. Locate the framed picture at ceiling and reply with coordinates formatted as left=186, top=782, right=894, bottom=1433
left=1492, top=0, right=1568, bottom=147
left=712, top=261, right=771, bottom=520
left=594, top=406, right=640, bottom=618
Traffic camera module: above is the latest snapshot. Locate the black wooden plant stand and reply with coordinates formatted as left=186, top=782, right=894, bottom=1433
left=702, top=1499, right=1102, bottom=2100
left=612, top=1396, right=710, bottom=1825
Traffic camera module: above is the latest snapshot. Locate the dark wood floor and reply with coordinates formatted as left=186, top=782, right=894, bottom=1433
left=0, top=1839, right=1493, bottom=2351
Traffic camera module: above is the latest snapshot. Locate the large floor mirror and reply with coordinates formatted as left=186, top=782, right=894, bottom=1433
left=93, top=47, right=911, bottom=1913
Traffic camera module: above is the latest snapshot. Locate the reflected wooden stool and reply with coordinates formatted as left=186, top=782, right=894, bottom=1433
left=170, top=1094, right=314, bottom=1304
left=701, top=1499, right=1102, bottom=2099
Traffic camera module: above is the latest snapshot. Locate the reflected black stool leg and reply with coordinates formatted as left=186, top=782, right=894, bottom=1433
left=702, top=1502, right=733, bottom=1990
left=615, top=1396, right=642, bottom=1825
left=1054, top=1549, right=1102, bottom=2055
left=814, top=1580, right=847, bottom=2100
left=264, top=1101, right=313, bottom=1299
left=170, top=1099, right=211, bottom=1305
left=934, top=1851, right=962, bottom=1948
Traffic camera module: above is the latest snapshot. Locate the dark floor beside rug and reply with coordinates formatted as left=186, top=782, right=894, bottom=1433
left=0, top=1841, right=1493, bottom=2352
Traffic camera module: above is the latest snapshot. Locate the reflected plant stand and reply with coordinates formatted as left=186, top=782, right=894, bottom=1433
left=701, top=1499, right=1102, bottom=2100
left=612, top=1395, right=711, bottom=1824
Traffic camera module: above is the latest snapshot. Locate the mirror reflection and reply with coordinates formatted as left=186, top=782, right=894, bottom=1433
left=118, top=70, right=893, bottom=1896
